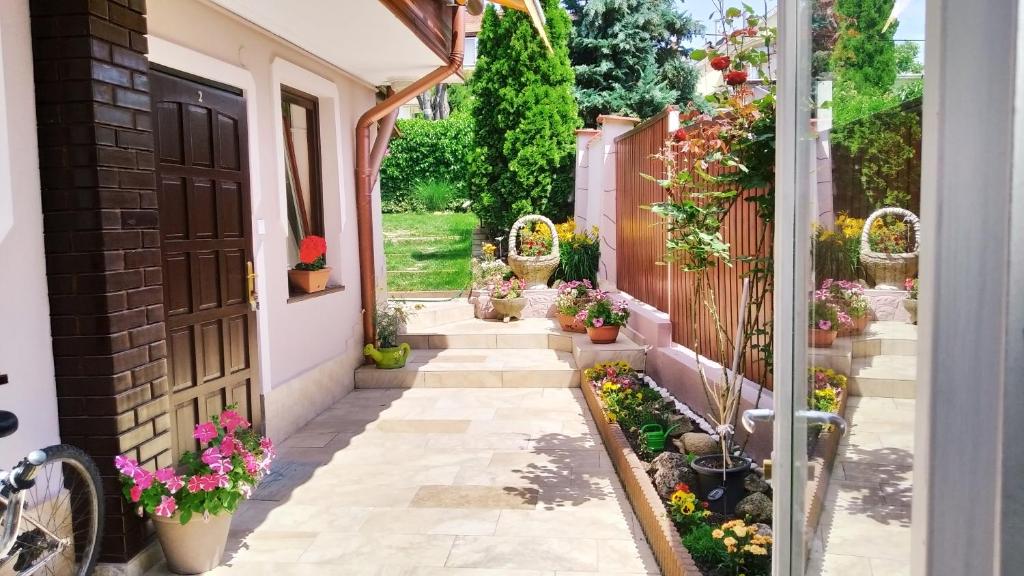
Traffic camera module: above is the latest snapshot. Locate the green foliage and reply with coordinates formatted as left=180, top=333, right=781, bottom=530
left=894, top=41, right=924, bottom=74
left=380, top=113, right=473, bottom=212
left=682, top=523, right=730, bottom=569
left=566, top=0, right=702, bottom=126
left=374, top=301, right=408, bottom=348
left=468, top=0, right=580, bottom=233
left=446, top=83, right=474, bottom=115
left=559, top=241, right=600, bottom=285
left=412, top=179, right=458, bottom=212
left=831, top=0, right=898, bottom=91
left=813, top=226, right=860, bottom=283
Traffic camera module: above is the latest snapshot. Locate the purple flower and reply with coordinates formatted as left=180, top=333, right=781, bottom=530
left=593, top=317, right=605, bottom=328
left=817, top=319, right=832, bottom=331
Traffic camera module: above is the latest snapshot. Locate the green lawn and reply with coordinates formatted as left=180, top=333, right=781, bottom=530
left=383, top=212, right=478, bottom=291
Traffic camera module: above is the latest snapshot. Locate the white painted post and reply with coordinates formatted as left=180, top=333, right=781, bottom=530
left=595, top=115, right=640, bottom=290
left=573, top=129, right=599, bottom=228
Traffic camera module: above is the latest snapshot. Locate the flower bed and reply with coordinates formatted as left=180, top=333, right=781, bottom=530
left=581, top=362, right=773, bottom=576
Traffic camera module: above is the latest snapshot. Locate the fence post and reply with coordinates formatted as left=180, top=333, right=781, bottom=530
left=574, top=129, right=601, bottom=228
left=596, top=115, right=640, bottom=290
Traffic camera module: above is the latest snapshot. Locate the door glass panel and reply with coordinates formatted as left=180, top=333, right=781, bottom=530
left=792, top=0, right=923, bottom=573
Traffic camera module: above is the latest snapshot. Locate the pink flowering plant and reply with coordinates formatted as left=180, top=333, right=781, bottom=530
left=817, top=279, right=870, bottom=320
left=580, top=291, right=630, bottom=328
left=808, top=297, right=841, bottom=332
left=554, top=279, right=593, bottom=316
left=116, top=406, right=275, bottom=524
left=491, top=277, right=524, bottom=300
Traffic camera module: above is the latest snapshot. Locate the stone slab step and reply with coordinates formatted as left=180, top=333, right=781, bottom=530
left=401, top=301, right=476, bottom=330
left=849, top=354, right=917, bottom=398
left=852, top=321, right=918, bottom=358
left=355, top=348, right=580, bottom=389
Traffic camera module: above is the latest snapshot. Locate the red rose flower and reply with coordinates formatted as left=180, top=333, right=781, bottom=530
left=299, top=235, right=327, bottom=265
left=710, top=55, right=731, bottom=71
left=725, top=69, right=748, bottom=86
left=672, top=127, right=689, bottom=142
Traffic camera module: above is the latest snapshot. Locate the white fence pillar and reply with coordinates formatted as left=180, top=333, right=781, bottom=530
left=573, top=129, right=600, bottom=228
left=595, top=115, right=639, bottom=290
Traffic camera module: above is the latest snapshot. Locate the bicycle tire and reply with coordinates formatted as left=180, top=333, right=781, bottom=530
left=2, top=444, right=104, bottom=576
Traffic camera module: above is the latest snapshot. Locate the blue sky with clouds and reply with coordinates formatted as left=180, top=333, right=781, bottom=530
left=680, top=0, right=927, bottom=49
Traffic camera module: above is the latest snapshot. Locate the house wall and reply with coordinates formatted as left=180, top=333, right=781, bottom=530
left=0, top=0, right=62, bottom=468
left=146, top=0, right=378, bottom=441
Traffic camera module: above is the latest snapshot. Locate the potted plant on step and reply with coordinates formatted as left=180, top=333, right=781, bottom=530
left=364, top=301, right=412, bottom=368
left=554, top=279, right=592, bottom=333
left=581, top=291, right=630, bottom=344
left=288, top=235, right=330, bottom=293
left=809, top=297, right=840, bottom=348
left=820, top=279, right=871, bottom=335
left=903, top=277, right=918, bottom=324
left=116, top=407, right=275, bottom=574
left=490, top=278, right=526, bottom=322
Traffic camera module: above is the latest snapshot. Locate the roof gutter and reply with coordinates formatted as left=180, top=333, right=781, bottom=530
left=355, top=6, right=465, bottom=348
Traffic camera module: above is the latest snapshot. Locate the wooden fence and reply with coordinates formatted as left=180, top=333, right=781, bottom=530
left=615, top=108, right=773, bottom=386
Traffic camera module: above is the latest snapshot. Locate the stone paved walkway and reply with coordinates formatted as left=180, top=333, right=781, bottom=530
left=808, top=396, right=914, bottom=576
left=146, top=388, right=658, bottom=575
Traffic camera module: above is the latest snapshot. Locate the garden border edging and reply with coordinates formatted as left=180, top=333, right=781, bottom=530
left=580, top=375, right=704, bottom=576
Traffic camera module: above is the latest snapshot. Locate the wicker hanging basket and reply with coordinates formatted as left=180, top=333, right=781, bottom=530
left=859, top=207, right=920, bottom=289
left=508, top=215, right=561, bottom=289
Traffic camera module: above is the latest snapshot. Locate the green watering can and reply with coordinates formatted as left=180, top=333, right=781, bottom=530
left=640, top=422, right=683, bottom=452
left=363, top=343, right=412, bottom=369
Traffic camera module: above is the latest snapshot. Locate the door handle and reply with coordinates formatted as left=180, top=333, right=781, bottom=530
left=741, top=408, right=848, bottom=437
left=246, top=261, right=259, bottom=311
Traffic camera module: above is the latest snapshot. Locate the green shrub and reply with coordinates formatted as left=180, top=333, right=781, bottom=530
left=682, top=523, right=729, bottom=569
left=380, top=113, right=472, bottom=212
left=412, top=180, right=457, bottom=212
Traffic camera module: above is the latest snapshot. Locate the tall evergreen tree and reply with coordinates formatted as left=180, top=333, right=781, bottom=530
left=831, top=0, right=897, bottom=91
left=468, top=0, right=579, bottom=233
left=566, top=0, right=702, bottom=127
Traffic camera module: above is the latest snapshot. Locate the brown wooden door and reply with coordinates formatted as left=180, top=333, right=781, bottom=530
left=151, top=69, right=262, bottom=462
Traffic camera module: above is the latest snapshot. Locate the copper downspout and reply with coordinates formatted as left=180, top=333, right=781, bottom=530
left=356, top=7, right=466, bottom=347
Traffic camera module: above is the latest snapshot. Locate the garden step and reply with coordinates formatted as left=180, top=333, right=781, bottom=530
left=401, top=301, right=477, bottom=330
left=848, top=355, right=917, bottom=398
left=852, top=321, right=918, bottom=357
left=355, top=348, right=580, bottom=389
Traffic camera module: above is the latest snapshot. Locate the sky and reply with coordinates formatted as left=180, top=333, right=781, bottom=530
left=680, top=0, right=927, bottom=51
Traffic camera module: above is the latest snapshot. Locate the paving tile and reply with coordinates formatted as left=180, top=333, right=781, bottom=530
left=596, top=539, right=660, bottom=574
left=359, top=508, right=501, bottom=536
left=411, top=485, right=539, bottom=510
left=376, top=419, right=472, bottom=433
left=494, top=508, right=638, bottom=540
left=298, top=533, right=456, bottom=566
left=445, top=536, right=599, bottom=572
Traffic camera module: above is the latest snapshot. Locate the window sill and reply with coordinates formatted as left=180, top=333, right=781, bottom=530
left=287, top=284, right=345, bottom=304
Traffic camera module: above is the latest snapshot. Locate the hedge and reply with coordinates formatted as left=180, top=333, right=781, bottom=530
left=380, top=112, right=473, bottom=212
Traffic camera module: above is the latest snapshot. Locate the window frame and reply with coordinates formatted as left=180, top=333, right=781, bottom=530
left=281, top=84, right=325, bottom=240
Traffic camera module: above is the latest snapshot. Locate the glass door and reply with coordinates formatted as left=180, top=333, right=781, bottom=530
left=764, top=0, right=923, bottom=574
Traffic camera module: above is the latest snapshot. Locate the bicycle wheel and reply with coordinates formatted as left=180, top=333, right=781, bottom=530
left=2, top=445, right=103, bottom=576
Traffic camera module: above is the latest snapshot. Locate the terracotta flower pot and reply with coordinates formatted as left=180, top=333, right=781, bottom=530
left=808, top=328, right=838, bottom=348
left=288, top=267, right=331, bottom=293
left=556, top=312, right=586, bottom=333
left=587, top=324, right=620, bottom=344
left=837, top=315, right=870, bottom=336
left=152, top=511, right=232, bottom=574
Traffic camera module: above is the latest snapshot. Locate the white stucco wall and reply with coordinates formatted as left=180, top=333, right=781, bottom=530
left=0, top=0, right=62, bottom=465
left=148, top=0, right=380, bottom=440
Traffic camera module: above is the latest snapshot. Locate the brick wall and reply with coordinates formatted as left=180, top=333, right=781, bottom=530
left=29, top=0, right=167, bottom=562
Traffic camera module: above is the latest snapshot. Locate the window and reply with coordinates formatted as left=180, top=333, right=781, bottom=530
left=464, top=36, right=478, bottom=68
left=281, top=86, right=323, bottom=267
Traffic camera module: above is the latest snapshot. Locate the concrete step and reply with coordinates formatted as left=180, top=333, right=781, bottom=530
left=399, top=317, right=647, bottom=371
left=355, top=348, right=580, bottom=389
left=401, top=301, right=476, bottom=331
left=849, top=354, right=917, bottom=398
left=852, top=321, right=918, bottom=358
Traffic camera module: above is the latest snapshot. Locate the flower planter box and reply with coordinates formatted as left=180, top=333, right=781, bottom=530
left=580, top=376, right=703, bottom=576
left=803, top=390, right=850, bottom=552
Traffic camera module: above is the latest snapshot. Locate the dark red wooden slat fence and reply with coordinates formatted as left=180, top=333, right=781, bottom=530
left=615, top=107, right=773, bottom=386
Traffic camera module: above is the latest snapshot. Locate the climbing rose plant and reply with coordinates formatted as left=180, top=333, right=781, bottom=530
left=117, top=406, right=275, bottom=524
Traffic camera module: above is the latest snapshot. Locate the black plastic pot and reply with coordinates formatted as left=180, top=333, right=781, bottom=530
left=691, top=454, right=752, bottom=515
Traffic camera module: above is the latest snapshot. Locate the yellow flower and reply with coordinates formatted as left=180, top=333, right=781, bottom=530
left=712, top=529, right=725, bottom=539
left=482, top=243, right=496, bottom=260
left=723, top=537, right=737, bottom=548
left=732, top=525, right=748, bottom=537
left=681, top=501, right=695, bottom=515
left=744, top=544, right=768, bottom=555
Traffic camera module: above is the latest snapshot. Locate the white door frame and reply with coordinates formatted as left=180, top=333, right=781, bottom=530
left=914, top=0, right=1023, bottom=574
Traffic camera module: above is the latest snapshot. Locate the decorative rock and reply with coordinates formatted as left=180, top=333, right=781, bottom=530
left=753, top=523, right=772, bottom=537
left=650, top=452, right=697, bottom=500
left=681, top=432, right=719, bottom=456
left=666, top=414, right=693, bottom=437
left=650, top=452, right=688, bottom=475
left=735, top=492, right=773, bottom=524
left=744, top=474, right=771, bottom=495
